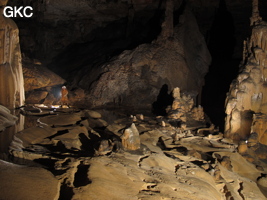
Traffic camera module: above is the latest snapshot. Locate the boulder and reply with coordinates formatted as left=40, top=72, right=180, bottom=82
left=23, top=57, right=65, bottom=92
left=83, top=110, right=102, bottom=119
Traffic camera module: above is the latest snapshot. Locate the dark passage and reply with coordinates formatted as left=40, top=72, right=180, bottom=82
left=202, top=0, right=239, bottom=131
left=152, top=84, right=173, bottom=116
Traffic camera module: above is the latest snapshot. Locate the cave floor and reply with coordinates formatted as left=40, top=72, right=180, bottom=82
left=0, top=105, right=267, bottom=200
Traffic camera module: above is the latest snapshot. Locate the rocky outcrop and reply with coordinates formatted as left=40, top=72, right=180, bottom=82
left=23, top=57, right=65, bottom=92
left=84, top=4, right=210, bottom=108
left=0, top=1, right=25, bottom=109
left=225, top=0, right=267, bottom=142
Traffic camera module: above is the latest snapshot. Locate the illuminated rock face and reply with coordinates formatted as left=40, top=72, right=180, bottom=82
left=0, top=1, right=25, bottom=109
left=225, top=2, right=267, bottom=142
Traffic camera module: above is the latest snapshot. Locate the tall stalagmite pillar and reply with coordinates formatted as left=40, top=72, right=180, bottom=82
left=250, top=0, right=262, bottom=26
left=0, top=0, right=25, bottom=109
left=224, top=0, right=267, bottom=143
left=158, top=0, right=174, bottom=41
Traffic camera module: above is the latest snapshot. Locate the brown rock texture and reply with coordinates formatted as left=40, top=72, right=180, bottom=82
left=121, top=123, right=140, bottom=150
left=4, top=106, right=267, bottom=199
left=166, top=87, right=205, bottom=127
left=0, top=105, right=17, bottom=132
left=224, top=6, right=267, bottom=142
left=85, top=5, right=210, bottom=108
left=23, top=57, right=65, bottom=92
left=0, top=1, right=25, bottom=109
left=0, top=160, right=60, bottom=200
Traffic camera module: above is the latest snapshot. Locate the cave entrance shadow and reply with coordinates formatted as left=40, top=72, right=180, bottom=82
left=152, top=84, right=173, bottom=116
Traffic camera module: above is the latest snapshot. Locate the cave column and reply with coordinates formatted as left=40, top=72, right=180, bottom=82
left=0, top=0, right=25, bottom=109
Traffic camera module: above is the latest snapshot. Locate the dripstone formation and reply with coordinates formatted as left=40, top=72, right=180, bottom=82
left=0, top=0, right=24, bottom=109
left=225, top=0, right=267, bottom=143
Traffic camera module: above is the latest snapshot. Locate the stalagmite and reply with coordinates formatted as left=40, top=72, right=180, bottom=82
left=250, top=0, right=262, bottom=26
left=225, top=0, right=267, bottom=143
left=0, top=0, right=25, bottom=109
left=158, top=0, right=174, bottom=41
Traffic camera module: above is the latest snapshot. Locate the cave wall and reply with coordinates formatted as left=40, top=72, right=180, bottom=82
left=0, top=1, right=25, bottom=109
left=84, top=3, right=211, bottom=108
left=8, top=0, right=267, bottom=65
left=6, top=0, right=267, bottom=110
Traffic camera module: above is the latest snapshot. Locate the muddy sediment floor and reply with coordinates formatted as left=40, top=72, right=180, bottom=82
left=0, top=105, right=267, bottom=200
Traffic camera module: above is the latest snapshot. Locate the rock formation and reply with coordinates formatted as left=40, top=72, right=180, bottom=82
left=166, top=87, right=205, bottom=127
left=225, top=0, right=267, bottom=142
left=0, top=0, right=25, bottom=109
left=0, top=160, right=60, bottom=200
left=23, top=57, right=65, bottom=92
left=84, top=2, right=211, bottom=108
left=3, top=105, right=267, bottom=199
left=121, top=123, right=140, bottom=150
left=0, top=105, right=17, bottom=132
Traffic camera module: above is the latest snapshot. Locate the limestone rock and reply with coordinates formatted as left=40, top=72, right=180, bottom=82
left=96, top=140, right=113, bottom=156
left=83, top=110, right=102, bottom=119
left=87, top=118, right=108, bottom=129
left=121, top=123, right=140, bottom=150
left=0, top=160, right=60, bottom=200
left=0, top=105, right=17, bottom=132
left=39, top=113, right=82, bottom=127
left=0, top=2, right=24, bottom=109
left=225, top=6, right=267, bottom=142
left=258, top=177, right=267, bottom=188
left=167, top=87, right=206, bottom=127
left=52, top=125, right=88, bottom=150
left=83, top=5, right=210, bottom=108
left=23, top=57, right=65, bottom=92
left=251, top=114, right=267, bottom=145
left=25, top=91, right=48, bottom=104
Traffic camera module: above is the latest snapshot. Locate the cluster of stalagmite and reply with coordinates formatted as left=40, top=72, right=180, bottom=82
left=225, top=0, right=267, bottom=143
left=167, top=87, right=205, bottom=125
left=0, top=0, right=25, bottom=109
